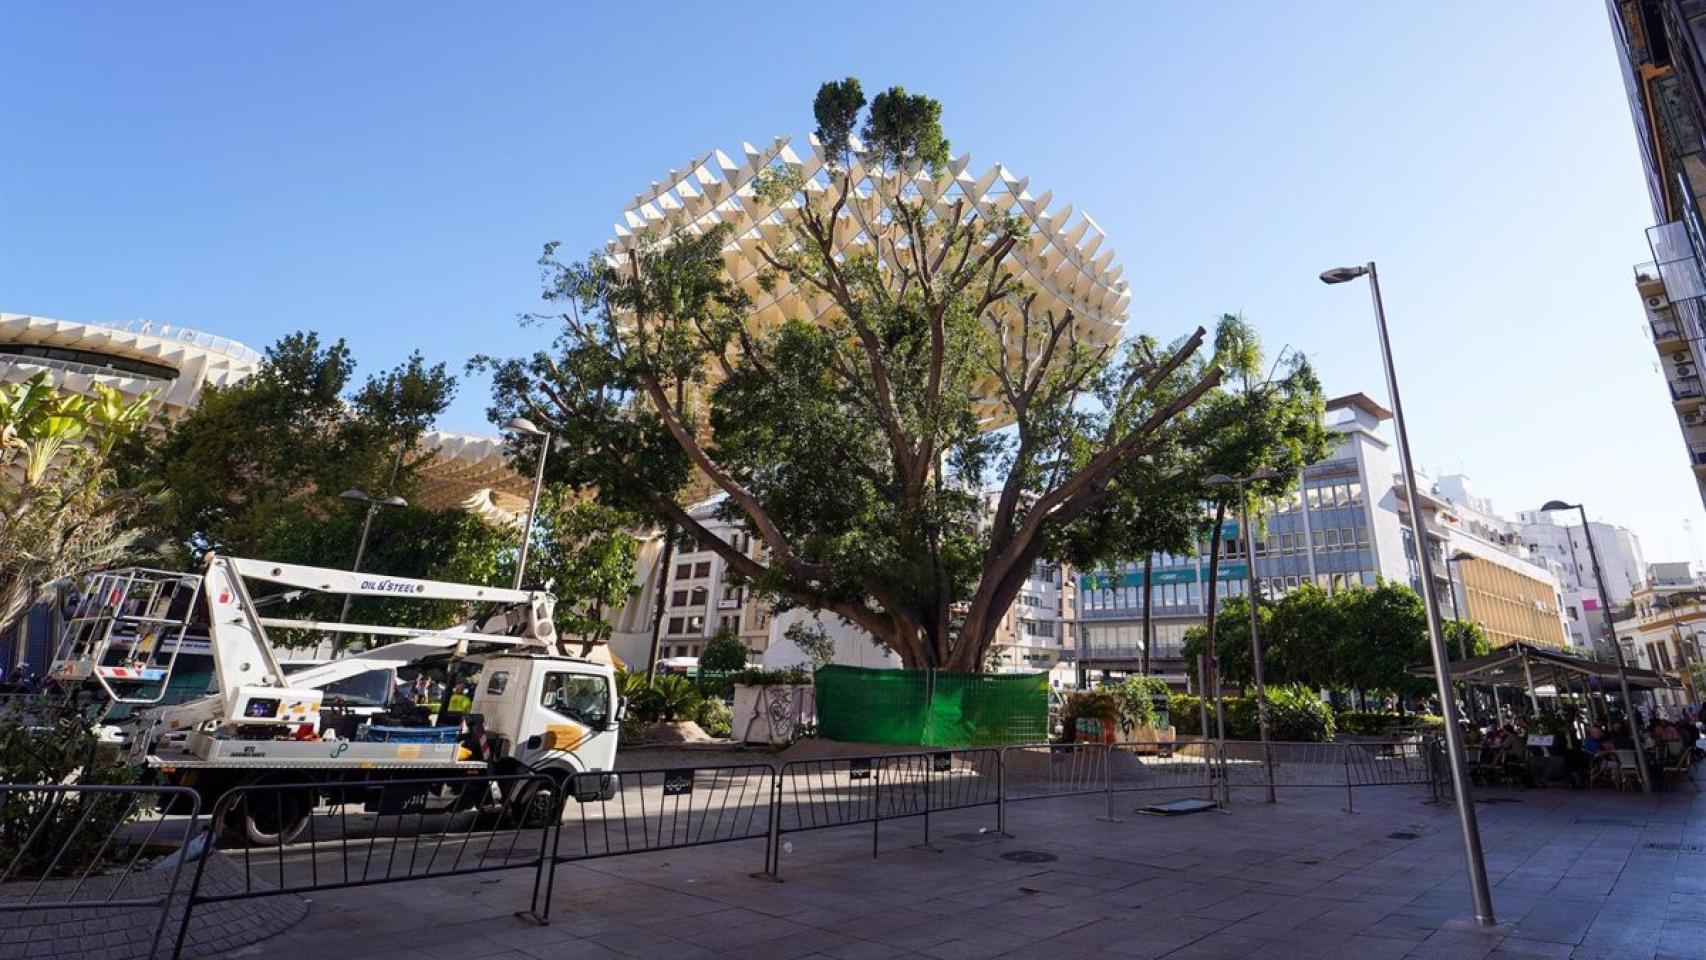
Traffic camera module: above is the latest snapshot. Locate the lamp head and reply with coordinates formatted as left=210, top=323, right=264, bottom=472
left=381, top=496, right=408, bottom=508
left=502, top=416, right=545, bottom=436
left=1319, top=265, right=1370, bottom=285
left=1539, top=500, right=1578, bottom=513
left=1203, top=473, right=1235, bottom=487
left=1248, top=466, right=1279, bottom=482
left=1448, top=551, right=1474, bottom=563
left=339, top=489, right=373, bottom=503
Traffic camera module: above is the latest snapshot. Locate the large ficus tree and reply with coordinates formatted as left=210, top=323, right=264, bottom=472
left=484, top=78, right=1229, bottom=670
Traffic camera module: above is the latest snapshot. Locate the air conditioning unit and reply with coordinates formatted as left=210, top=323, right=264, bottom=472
left=1685, top=411, right=1702, bottom=425
left=1650, top=295, right=1672, bottom=309
left=1674, top=351, right=1691, bottom=363
left=1681, top=364, right=1697, bottom=377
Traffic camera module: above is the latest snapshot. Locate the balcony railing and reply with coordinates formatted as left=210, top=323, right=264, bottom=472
left=1654, top=319, right=1685, bottom=341
left=1637, top=260, right=1664, bottom=285
left=1674, top=380, right=1704, bottom=401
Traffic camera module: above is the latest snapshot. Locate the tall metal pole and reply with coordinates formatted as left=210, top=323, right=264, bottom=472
left=1445, top=556, right=1476, bottom=723
left=1363, top=262, right=1496, bottom=925
left=1236, top=481, right=1276, bottom=803
left=512, top=432, right=550, bottom=590
left=1576, top=503, right=1652, bottom=793
left=337, top=500, right=380, bottom=625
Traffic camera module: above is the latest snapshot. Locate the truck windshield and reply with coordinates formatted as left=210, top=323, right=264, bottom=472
left=540, top=672, right=610, bottom=728
left=283, top=665, right=393, bottom=708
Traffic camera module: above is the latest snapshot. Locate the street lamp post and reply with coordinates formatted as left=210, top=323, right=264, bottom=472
left=1444, top=551, right=1476, bottom=720
left=1541, top=500, right=1652, bottom=793
left=1205, top=466, right=1278, bottom=803
left=1322, top=261, right=1496, bottom=926
left=503, top=417, right=551, bottom=591
left=336, top=489, right=408, bottom=624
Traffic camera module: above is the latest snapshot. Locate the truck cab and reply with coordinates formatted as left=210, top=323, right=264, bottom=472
left=472, top=653, right=621, bottom=780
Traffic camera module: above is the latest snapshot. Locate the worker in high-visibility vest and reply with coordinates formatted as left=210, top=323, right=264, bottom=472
left=447, top=683, right=472, bottom=715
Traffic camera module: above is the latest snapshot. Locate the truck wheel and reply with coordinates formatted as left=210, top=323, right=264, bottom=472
left=504, top=774, right=565, bottom=828
left=219, top=788, right=312, bottom=847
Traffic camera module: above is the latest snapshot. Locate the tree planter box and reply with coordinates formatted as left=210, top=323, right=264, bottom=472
left=733, top=683, right=815, bottom=745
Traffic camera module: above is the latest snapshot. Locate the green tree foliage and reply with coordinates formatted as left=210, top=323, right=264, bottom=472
left=481, top=78, right=1233, bottom=670
left=1335, top=581, right=1433, bottom=699
left=0, top=373, right=159, bottom=630
left=1444, top=618, right=1491, bottom=660
left=123, top=333, right=457, bottom=558
left=122, top=333, right=636, bottom=640
left=1186, top=316, right=1330, bottom=681
left=699, top=625, right=748, bottom=672
left=515, top=486, right=639, bottom=642
left=1183, top=579, right=1448, bottom=700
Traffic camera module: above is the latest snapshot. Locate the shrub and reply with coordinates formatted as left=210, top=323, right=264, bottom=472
left=614, top=670, right=702, bottom=721
left=1169, top=693, right=1206, bottom=736
left=730, top=666, right=812, bottom=686
left=694, top=697, right=733, bottom=739
left=1223, top=686, right=1334, bottom=742
left=699, top=626, right=748, bottom=672
left=0, top=696, right=139, bottom=879
left=1060, top=690, right=1118, bottom=740
left=649, top=674, right=702, bottom=721
left=1109, top=677, right=1169, bottom=729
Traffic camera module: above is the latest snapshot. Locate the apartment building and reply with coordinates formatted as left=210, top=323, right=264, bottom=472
left=1077, top=393, right=1413, bottom=684
left=1516, top=510, right=1647, bottom=653
left=1627, top=561, right=1705, bottom=706
left=1606, top=1, right=1706, bottom=507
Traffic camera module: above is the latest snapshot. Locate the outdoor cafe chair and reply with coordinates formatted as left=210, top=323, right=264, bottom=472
left=1664, top=746, right=1698, bottom=793
left=1614, top=749, right=1643, bottom=792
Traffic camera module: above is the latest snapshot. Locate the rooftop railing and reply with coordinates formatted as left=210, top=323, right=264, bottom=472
left=96, top=318, right=261, bottom=366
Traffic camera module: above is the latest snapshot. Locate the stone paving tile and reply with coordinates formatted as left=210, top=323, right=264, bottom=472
left=211, top=778, right=1706, bottom=960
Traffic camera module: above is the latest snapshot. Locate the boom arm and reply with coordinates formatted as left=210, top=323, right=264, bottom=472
left=132, top=554, right=559, bottom=739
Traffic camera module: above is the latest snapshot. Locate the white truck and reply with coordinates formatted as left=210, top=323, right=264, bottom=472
left=48, top=554, right=625, bottom=844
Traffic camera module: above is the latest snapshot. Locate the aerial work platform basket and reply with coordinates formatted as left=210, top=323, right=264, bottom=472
left=48, top=567, right=203, bottom=705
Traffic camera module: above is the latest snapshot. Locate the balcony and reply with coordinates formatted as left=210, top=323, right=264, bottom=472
left=1691, top=445, right=1706, bottom=474
left=1654, top=319, right=1688, bottom=346
left=1637, top=260, right=1665, bottom=288
left=1673, top=378, right=1705, bottom=406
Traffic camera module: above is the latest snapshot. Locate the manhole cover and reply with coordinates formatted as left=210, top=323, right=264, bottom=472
left=1387, top=832, right=1420, bottom=840
left=1000, top=850, right=1058, bottom=864
left=1645, top=842, right=1704, bottom=853
left=1295, top=858, right=1323, bottom=865
left=946, top=831, right=996, bottom=843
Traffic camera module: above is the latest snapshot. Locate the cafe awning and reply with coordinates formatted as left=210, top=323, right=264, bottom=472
left=1407, top=642, right=1679, bottom=691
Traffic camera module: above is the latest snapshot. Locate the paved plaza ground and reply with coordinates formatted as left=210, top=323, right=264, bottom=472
left=220, top=778, right=1706, bottom=960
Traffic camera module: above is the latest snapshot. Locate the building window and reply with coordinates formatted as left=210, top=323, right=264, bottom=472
left=671, top=589, right=689, bottom=607
left=667, top=617, right=685, bottom=635
left=675, top=563, right=692, bottom=579
left=694, top=561, right=712, bottom=578
left=689, top=586, right=708, bottom=606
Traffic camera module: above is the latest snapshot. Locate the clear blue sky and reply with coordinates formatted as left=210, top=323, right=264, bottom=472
left=4, top=2, right=1700, bottom=561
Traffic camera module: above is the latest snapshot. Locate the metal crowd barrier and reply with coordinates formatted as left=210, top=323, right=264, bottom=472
left=174, top=772, right=556, bottom=955
left=557, top=763, right=774, bottom=869
left=0, top=738, right=1446, bottom=958
left=770, top=749, right=1000, bottom=877
left=0, top=782, right=201, bottom=960
left=1218, top=739, right=1432, bottom=812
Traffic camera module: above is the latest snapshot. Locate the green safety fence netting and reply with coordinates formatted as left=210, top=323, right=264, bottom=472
left=813, top=664, right=1048, bottom=746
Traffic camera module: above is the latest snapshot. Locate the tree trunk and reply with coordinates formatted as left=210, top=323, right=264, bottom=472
left=1140, top=553, right=1154, bottom=676
left=644, top=525, right=676, bottom=686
